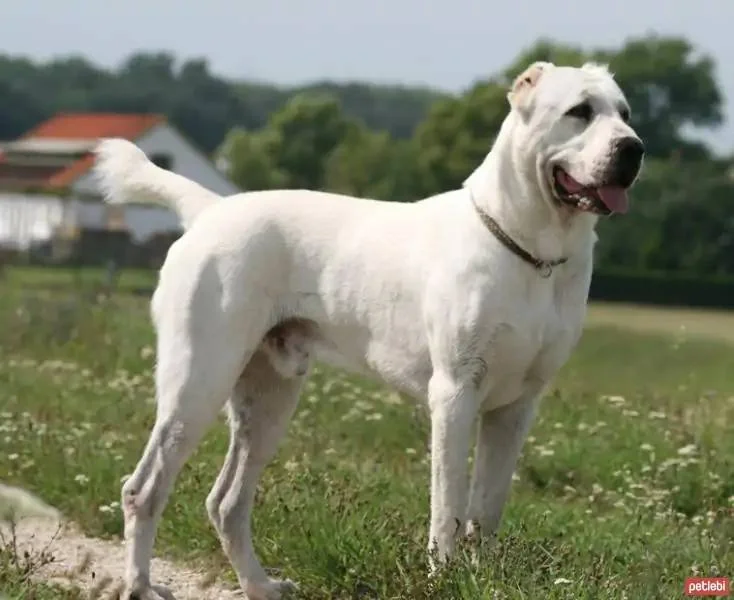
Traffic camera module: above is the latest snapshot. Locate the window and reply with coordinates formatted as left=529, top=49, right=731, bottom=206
left=150, top=153, right=173, bottom=171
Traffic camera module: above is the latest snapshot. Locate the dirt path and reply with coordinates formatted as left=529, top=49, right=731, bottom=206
left=3, top=515, right=242, bottom=599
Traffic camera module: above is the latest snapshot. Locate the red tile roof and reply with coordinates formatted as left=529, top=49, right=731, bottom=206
left=21, top=113, right=165, bottom=141
left=48, top=155, right=97, bottom=188
left=0, top=113, right=165, bottom=191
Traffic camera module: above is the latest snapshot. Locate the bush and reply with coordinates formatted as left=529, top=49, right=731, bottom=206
left=590, top=269, right=734, bottom=309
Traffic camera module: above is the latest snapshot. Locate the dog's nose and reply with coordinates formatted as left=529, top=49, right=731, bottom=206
left=613, top=137, right=645, bottom=187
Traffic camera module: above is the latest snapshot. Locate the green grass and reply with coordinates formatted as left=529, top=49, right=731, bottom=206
left=587, top=301, right=734, bottom=344
left=0, top=287, right=732, bottom=599
left=1, top=265, right=157, bottom=295
left=0, top=578, right=82, bottom=599
left=0, top=545, right=82, bottom=600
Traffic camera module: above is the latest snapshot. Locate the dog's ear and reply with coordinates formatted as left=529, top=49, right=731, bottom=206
left=581, top=62, right=612, bottom=78
left=507, top=61, right=553, bottom=118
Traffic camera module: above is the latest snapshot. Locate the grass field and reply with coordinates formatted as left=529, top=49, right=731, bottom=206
left=0, top=282, right=732, bottom=599
left=587, top=302, right=734, bottom=345
left=0, top=266, right=157, bottom=299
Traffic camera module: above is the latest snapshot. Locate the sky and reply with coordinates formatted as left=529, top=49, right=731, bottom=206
left=3, top=0, right=734, bottom=153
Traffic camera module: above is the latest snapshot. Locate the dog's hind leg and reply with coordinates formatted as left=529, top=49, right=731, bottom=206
left=206, top=356, right=303, bottom=600
left=121, top=330, right=258, bottom=600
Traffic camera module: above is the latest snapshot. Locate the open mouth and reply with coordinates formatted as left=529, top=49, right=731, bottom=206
left=552, top=167, right=629, bottom=215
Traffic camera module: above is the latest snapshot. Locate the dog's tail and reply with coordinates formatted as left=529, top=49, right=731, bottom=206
left=94, top=138, right=222, bottom=230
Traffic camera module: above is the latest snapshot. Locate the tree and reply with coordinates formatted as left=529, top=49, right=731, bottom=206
left=324, top=126, right=423, bottom=201
left=220, top=93, right=358, bottom=192
left=0, top=51, right=441, bottom=155
left=324, top=126, right=393, bottom=197
left=169, top=58, right=250, bottom=154
left=0, top=77, right=45, bottom=140
left=297, top=81, right=448, bottom=140
left=266, top=93, right=356, bottom=190
left=640, top=161, right=734, bottom=274
left=604, top=36, right=722, bottom=160
left=594, top=157, right=734, bottom=276
left=217, top=128, right=287, bottom=191
left=414, top=81, right=508, bottom=195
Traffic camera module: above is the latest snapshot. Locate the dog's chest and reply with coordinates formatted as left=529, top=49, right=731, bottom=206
left=479, top=278, right=585, bottom=408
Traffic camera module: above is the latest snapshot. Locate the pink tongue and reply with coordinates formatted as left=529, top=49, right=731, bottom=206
left=596, top=185, right=629, bottom=214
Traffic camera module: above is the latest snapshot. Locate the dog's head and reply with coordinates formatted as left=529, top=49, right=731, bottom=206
left=506, top=61, right=644, bottom=216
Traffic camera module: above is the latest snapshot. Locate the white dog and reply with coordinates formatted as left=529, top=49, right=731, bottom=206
left=95, top=61, right=643, bottom=600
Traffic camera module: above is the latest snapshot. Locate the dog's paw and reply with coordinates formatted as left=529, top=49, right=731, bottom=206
left=427, top=555, right=444, bottom=580
left=465, top=520, right=499, bottom=566
left=426, top=541, right=449, bottom=579
left=245, top=577, right=298, bottom=600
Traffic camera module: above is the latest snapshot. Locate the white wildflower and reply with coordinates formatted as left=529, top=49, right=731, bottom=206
left=677, top=444, right=697, bottom=456
left=604, top=395, right=626, bottom=406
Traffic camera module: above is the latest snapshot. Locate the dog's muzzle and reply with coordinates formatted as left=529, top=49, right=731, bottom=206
left=552, top=136, right=644, bottom=216
left=608, top=137, right=645, bottom=188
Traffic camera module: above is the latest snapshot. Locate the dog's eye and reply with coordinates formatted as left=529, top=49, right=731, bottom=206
left=619, top=107, right=631, bottom=123
left=565, top=101, right=593, bottom=122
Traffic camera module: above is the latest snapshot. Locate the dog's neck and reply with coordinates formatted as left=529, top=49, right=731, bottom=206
left=464, top=112, right=597, bottom=264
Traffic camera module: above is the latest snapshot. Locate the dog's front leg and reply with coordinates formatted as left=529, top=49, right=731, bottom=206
left=465, top=387, right=541, bottom=549
left=427, top=372, right=478, bottom=569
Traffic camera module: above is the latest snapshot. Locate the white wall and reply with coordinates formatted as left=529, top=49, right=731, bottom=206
left=0, top=193, right=179, bottom=250
left=0, top=192, right=68, bottom=250
left=121, top=204, right=181, bottom=243
left=70, top=197, right=180, bottom=243
left=73, top=199, right=106, bottom=228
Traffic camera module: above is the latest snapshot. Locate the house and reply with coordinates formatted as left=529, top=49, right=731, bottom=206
left=0, top=112, right=239, bottom=263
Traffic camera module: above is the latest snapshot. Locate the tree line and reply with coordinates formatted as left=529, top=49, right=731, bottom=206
left=3, top=34, right=734, bottom=279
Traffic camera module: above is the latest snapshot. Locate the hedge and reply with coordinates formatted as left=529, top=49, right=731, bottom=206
left=590, top=269, right=734, bottom=309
